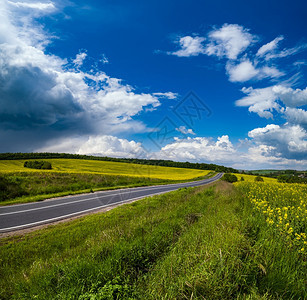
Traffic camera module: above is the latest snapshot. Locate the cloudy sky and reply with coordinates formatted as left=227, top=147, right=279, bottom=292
left=0, top=0, right=307, bottom=169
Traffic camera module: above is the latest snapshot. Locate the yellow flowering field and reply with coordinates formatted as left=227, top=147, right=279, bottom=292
left=235, top=181, right=307, bottom=256
left=235, top=173, right=277, bottom=183
left=0, top=159, right=211, bottom=180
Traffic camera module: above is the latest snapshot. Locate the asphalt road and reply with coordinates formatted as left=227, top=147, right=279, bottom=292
left=0, top=173, right=223, bottom=233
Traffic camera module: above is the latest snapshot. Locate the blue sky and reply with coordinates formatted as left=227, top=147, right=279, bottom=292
left=0, top=0, right=307, bottom=169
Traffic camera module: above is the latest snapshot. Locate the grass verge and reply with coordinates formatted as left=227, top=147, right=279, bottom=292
left=0, top=181, right=305, bottom=299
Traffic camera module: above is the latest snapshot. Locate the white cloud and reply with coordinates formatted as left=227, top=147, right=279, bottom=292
left=1, top=0, right=52, bottom=47
left=244, top=144, right=306, bottom=169
left=152, top=92, right=178, bottom=99
left=236, top=85, right=307, bottom=119
left=256, top=36, right=284, bottom=57
left=248, top=124, right=281, bottom=138
left=163, top=24, right=294, bottom=83
left=204, top=25, right=284, bottom=83
left=176, top=126, right=195, bottom=135
left=293, top=60, right=307, bottom=67
left=261, top=66, right=284, bottom=78
left=157, top=135, right=236, bottom=163
left=73, top=51, right=87, bottom=68
left=248, top=124, right=307, bottom=159
left=205, top=24, right=256, bottom=60
left=100, top=53, right=109, bottom=64
left=169, top=36, right=206, bottom=57
left=236, top=86, right=279, bottom=118
left=226, top=59, right=284, bottom=82
left=8, top=1, right=56, bottom=12
left=226, top=59, right=259, bottom=82
left=284, top=107, right=307, bottom=128
left=264, top=44, right=307, bottom=60
left=272, top=85, right=307, bottom=107
left=37, top=135, right=147, bottom=158
left=77, top=135, right=145, bottom=158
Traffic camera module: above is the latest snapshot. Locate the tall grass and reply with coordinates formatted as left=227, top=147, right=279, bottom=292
left=0, top=181, right=305, bottom=299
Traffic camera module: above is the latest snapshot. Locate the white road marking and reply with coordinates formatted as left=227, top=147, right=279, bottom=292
left=0, top=178, right=218, bottom=216
left=0, top=183, right=188, bottom=216
left=0, top=190, right=170, bottom=232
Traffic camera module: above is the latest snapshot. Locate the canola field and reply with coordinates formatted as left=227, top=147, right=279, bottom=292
left=0, top=159, right=211, bottom=180
left=236, top=173, right=277, bottom=183
left=236, top=181, right=307, bottom=256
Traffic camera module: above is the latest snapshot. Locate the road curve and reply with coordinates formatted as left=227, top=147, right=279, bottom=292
left=0, top=173, right=223, bottom=233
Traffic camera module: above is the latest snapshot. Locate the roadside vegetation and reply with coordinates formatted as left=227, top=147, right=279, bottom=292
left=222, top=173, right=238, bottom=183
left=0, top=181, right=305, bottom=299
left=0, top=172, right=174, bottom=205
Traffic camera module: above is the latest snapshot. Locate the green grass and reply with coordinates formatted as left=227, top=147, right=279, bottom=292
left=0, top=181, right=305, bottom=299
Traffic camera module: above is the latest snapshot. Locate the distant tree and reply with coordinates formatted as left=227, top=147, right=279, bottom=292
left=240, top=176, right=245, bottom=181
left=24, top=161, right=52, bottom=170
left=42, top=161, right=52, bottom=169
left=255, top=176, right=264, bottom=182
left=277, top=175, right=288, bottom=183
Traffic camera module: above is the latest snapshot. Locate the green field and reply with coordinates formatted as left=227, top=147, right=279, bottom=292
left=0, top=181, right=305, bottom=299
left=0, top=159, right=212, bottom=205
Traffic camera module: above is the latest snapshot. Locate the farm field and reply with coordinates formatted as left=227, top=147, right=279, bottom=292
left=0, top=159, right=213, bottom=205
left=0, top=181, right=305, bottom=299
left=235, top=173, right=277, bottom=183
left=0, top=159, right=211, bottom=180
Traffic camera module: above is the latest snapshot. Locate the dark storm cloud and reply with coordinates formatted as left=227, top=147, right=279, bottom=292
left=0, top=64, right=82, bottom=130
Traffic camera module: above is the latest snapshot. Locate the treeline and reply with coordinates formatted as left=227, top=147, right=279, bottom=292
left=247, top=169, right=306, bottom=179
left=24, top=160, right=52, bottom=170
left=277, top=175, right=307, bottom=184
left=0, top=152, right=238, bottom=173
